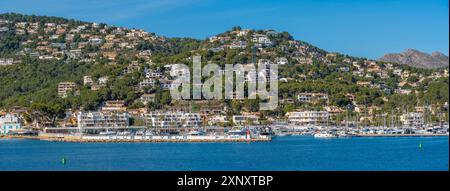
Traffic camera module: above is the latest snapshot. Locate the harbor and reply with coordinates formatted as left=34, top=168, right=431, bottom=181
left=2, top=101, right=448, bottom=143
left=2, top=122, right=448, bottom=142
left=2, top=126, right=272, bottom=142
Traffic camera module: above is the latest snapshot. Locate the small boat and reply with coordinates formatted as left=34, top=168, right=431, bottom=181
left=117, top=131, right=131, bottom=136
left=99, top=131, right=116, bottom=135
left=275, top=132, right=292, bottom=136
left=314, top=132, right=337, bottom=138
left=273, top=128, right=292, bottom=136
left=135, top=131, right=145, bottom=136
left=227, top=129, right=246, bottom=138
left=337, top=131, right=351, bottom=138
left=227, top=129, right=245, bottom=135
left=187, top=130, right=206, bottom=136
left=144, top=131, right=153, bottom=136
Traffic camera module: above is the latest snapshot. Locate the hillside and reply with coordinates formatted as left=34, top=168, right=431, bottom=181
left=0, top=13, right=449, bottom=126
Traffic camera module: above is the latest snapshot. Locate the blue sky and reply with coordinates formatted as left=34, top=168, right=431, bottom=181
left=0, top=0, right=448, bottom=59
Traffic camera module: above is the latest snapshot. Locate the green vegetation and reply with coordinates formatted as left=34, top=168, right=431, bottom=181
left=0, top=13, right=448, bottom=125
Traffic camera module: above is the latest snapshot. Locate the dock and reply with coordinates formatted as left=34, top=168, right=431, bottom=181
left=3, top=133, right=272, bottom=143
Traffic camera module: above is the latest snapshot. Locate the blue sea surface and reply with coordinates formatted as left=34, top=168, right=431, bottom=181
left=0, top=136, right=448, bottom=171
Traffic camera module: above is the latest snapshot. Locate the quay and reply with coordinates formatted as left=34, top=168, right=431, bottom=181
left=1, top=133, right=271, bottom=143
left=46, top=137, right=271, bottom=143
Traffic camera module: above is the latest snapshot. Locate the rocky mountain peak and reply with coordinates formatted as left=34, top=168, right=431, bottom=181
left=379, top=49, right=449, bottom=69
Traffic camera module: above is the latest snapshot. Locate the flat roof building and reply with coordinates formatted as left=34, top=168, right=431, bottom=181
left=141, top=111, right=202, bottom=128
left=0, top=114, right=22, bottom=135
left=58, top=82, right=77, bottom=98
left=77, top=111, right=130, bottom=129
left=286, top=111, right=329, bottom=126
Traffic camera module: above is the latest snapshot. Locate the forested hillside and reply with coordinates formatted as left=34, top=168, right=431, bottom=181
left=0, top=13, right=448, bottom=125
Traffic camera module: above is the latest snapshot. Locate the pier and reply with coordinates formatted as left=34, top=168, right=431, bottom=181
left=14, top=133, right=272, bottom=143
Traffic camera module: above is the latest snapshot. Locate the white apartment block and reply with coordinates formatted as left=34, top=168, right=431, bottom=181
left=141, top=111, right=202, bottom=128
left=208, top=115, right=228, bottom=125
left=139, top=78, right=156, bottom=89
left=286, top=111, right=329, bottom=125
left=77, top=111, right=130, bottom=128
left=0, top=114, right=22, bottom=135
left=297, top=93, right=329, bottom=103
left=145, top=69, right=162, bottom=78
left=251, top=34, right=272, bottom=46
left=0, top=58, right=14, bottom=66
left=400, top=112, right=424, bottom=127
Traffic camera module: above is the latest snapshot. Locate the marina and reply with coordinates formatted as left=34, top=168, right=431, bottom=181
left=2, top=123, right=448, bottom=142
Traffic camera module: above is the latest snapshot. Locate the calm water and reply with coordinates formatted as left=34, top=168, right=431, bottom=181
left=0, top=136, right=448, bottom=171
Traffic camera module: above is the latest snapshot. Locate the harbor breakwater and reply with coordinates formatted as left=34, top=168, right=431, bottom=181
left=2, top=133, right=271, bottom=143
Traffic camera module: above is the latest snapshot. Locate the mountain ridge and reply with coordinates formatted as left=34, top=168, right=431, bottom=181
left=379, top=49, right=449, bottom=69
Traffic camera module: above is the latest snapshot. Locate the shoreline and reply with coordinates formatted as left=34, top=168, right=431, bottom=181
left=0, top=135, right=271, bottom=143
left=1, top=133, right=448, bottom=143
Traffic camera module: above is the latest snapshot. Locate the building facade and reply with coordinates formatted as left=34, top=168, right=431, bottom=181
left=77, top=111, right=130, bottom=128
left=101, top=100, right=127, bottom=111
left=297, top=93, right=329, bottom=104
left=286, top=111, right=329, bottom=125
left=400, top=112, right=424, bottom=127
left=58, top=82, right=77, bottom=98
left=232, top=115, right=259, bottom=125
left=141, top=111, right=202, bottom=128
left=0, top=114, right=22, bottom=135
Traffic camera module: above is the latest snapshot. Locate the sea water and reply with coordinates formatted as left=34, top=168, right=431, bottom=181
left=0, top=136, right=448, bottom=171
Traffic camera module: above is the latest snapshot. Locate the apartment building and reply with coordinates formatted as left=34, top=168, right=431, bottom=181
left=400, top=112, right=424, bottom=127
left=77, top=111, right=130, bottom=128
left=297, top=93, right=329, bottom=104
left=286, top=111, right=329, bottom=125
left=232, top=115, right=259, bottom=125
left=139, top=78, right=156, bottom=89
left=0, top=58, right=14, bottom=66
left=0, top=114, right=22, bottom=135
left=58, top=82, right=77, bottom=98
left=141, top=111, right=202, bottom=128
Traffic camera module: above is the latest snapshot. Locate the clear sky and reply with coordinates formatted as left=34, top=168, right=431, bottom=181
left=0, top=0, right=448, bottom=59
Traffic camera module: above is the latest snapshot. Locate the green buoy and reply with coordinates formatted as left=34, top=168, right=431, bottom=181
left=61, top=157, right=67, bottom=165
left=419, top=143, right=423, bottom=149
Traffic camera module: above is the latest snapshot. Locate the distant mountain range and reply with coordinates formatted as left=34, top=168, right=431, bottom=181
left=379, top=49, right=449, bottom=69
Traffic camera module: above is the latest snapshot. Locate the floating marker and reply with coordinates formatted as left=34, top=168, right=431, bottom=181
left=419, top=143, right=423, bottom=149
left=61, top=157, right=67, bottom=165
